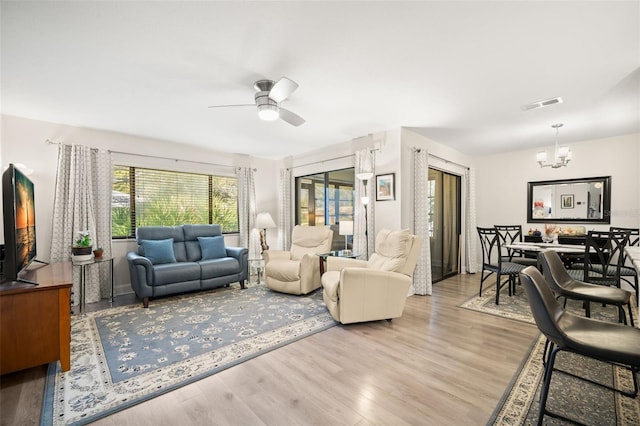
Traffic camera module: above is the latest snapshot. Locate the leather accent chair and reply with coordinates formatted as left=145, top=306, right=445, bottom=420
left=263, top=225, right=333, bottom=295
left=519, top=266, right=640, bottom=426
left=320, top=229, right=422, bottom=324
left=539, top=250, right=634, bottom=326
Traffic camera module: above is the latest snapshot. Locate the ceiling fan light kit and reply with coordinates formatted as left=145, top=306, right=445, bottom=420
left=209, top=77, right=305, bottom=126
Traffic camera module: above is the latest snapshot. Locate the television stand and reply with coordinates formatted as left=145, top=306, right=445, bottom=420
left=0, top=262, right=72, bottom=374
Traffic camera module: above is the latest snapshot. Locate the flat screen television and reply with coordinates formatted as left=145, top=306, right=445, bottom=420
left=2, top=164, right=38, bottom=284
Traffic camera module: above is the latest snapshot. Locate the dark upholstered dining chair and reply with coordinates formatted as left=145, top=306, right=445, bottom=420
left=519, top=266, right=640, bottom=426
left=494, top=225, right=538, bottom=267
left=611, top=226, right=639, bottom=306
left=539, top=250, right=634, bottom=326
left=477, top=227, right=526, bottom=305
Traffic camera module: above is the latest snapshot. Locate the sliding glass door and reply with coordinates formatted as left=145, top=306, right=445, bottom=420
left=428, top=168, right=461, bottom=282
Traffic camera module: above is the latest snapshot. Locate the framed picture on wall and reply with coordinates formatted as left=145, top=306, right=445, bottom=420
left=376, top=173, right=395, bottom=201
left=561, top=194, right=574, bottom=209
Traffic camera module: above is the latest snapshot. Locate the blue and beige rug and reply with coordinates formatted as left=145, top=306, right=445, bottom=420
left=463, top=283, right=640, bottom=425
left=41, top=284, right=336, bottom=425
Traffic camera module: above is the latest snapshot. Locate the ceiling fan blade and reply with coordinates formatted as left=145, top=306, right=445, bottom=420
left=279, top=108, right=305, bottom=127
left=207, top=104, right=255, bottom=109
left=269, top=77, right=299, bottom=102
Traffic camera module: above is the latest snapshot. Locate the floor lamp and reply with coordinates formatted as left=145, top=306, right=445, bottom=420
left=355, top=172, right=373, bottom=258
left=255, top=212, right=276, bottom=253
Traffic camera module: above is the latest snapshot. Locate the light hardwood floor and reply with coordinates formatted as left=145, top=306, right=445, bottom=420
left=0, top=273, right=538, bottom=425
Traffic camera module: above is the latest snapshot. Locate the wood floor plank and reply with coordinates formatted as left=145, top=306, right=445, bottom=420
left=0, top=273, right=538, bottom=425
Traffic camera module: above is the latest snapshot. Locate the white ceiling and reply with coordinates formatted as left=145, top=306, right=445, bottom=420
left=2, top=1, right=639, bottom=160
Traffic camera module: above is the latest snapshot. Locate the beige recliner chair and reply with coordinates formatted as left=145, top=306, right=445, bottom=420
left=264, top=225, right=333, bottom=295
left=321, top=229, right=422, bottom=324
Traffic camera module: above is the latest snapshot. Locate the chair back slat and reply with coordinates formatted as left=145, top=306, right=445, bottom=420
left=584, top=230, right=630, bottom=286
left=495, top=225, right=522, bottom=260
left=477, top=227, right=501, bottom=268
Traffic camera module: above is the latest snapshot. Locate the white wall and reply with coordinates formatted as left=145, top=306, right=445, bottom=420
left=1, top=114, right=279, bottom=294
left=474, top=133, right=640, bottom=233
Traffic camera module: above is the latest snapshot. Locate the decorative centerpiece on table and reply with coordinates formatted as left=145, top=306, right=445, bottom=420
left=72, top=230, right=93, bottom=262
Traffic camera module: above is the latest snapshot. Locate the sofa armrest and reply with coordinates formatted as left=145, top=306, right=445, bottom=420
left=225, top=246, right=249, bottom=282
left=126, top=251, right=154, bottom=291
left=326, top=256, right=368, bottom=271
left=263, top=250, right=291, bottom=264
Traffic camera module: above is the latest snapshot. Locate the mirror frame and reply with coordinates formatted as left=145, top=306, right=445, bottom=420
left=527, top=176, right=611, bottom=224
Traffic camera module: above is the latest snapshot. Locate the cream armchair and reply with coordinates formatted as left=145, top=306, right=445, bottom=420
left=264, top=225, right=333, bottom=295
left=321, top=229, right=422, bottom=324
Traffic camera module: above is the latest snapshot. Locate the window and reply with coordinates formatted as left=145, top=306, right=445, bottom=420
left=295, top=168, right=354, bottom=227
left=112, top=165, right=238, bottom=238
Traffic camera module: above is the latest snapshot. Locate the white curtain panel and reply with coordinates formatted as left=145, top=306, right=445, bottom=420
left=236, top=167, right=260, bottom=258
left=354, top=149, right=375, bottom=259
left=50, top=144, right=112, bottom=305
left=413, top=148, right=432, bottom=295
left=277, top=168, right=293, bottom=251
left=464, top=167, right=479, bottom=273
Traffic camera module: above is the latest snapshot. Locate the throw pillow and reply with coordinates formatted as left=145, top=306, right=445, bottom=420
left=140, top=238, right=176, bottom=264
left=198, top=236, right=227, bottom=260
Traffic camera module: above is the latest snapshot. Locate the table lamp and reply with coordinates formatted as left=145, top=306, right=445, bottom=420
left=339, top=220, right=353, bottom=252
left=255, top=212, right=276, bottom=252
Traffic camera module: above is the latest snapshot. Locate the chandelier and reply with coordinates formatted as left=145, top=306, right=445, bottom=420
left=536, top=123, right=571, bottom=168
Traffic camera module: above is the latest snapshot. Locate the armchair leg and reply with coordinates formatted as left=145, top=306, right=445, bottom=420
left=143, top=297, right=149, bottom=308
left=240, top=280, right=246, bottom=289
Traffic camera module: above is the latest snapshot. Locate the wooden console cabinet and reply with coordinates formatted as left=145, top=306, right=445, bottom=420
left=0, top=262, right=72, bottom=375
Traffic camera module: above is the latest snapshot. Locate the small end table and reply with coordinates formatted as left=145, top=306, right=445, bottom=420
left=317, top=250, right=360, bottom=275
left=248, top=258, right=265, bottom=284
left=72, top=256, right=114, bottom=315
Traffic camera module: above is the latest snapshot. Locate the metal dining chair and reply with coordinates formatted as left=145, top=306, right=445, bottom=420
left=477, top=227, right=526, bottom=305
left=519, top=266, right=640, bottom=426
left=494, top=225, right=538, bottom=267
left=611, top=226, right=639, bottom=306
left=568, top=230, right=629, bottom=289
left=539, top=250, right=634, bottom=326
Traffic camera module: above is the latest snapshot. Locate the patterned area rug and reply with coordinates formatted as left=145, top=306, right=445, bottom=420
left=41, top=285, right=336, bottom=425
left=488, top=334, right=640, bottom=425
left=459, top=282, right=635, bottom=324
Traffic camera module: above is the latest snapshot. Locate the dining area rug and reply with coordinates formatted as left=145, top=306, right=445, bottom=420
left=459, top=282, right=635, bottom=325
left=489, top=334, right=640, bottom=425
left=40, top=284, right=337, bottom=425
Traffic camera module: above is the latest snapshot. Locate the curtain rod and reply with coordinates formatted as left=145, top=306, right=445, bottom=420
left=413, top=148, right=470, bottom=170
left=45, top=139, right=254, bottom=170
left=290, top=153, right=355, bottom=170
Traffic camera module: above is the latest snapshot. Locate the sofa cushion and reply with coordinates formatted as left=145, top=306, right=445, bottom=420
left=199, top=257, right=240, bottom=279
left=152, top=261, right=201, bottom=285
left=198, top=236, right=227, bottom=260
left=140, top=238, right=177, bottom=265
left=367, top=229, right=412, bottom=272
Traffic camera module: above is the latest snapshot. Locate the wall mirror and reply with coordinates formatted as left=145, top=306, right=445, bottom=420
left=527, top=176, right=611, bottom=223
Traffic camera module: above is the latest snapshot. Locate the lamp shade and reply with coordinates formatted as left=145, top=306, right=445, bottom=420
left=339, top=220, right=354, bottom=236
left=355, top=172, right=374, bottom=181
left=255, top=212, right=276, bottom=229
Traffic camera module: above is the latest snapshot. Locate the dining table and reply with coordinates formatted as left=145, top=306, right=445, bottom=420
left=624, top=246, right=640, bottom=275
left=504, top=241, right=588, bottom=255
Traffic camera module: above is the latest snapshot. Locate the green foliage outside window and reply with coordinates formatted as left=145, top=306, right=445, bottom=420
left=111, top=165, right=239, bottom=238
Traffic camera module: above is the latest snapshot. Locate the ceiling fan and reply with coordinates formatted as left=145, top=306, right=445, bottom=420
left=208, top=77, right=305, bottom=127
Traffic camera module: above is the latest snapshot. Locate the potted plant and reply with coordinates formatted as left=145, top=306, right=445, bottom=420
left=93, top=247, right=104, bottom=259
left=72, top=231, right=92, bottom=256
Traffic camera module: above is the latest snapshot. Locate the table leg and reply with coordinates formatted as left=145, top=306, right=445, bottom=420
left=110, top=258, right=115, bottom=303
left=79, top=265, right=86, bottom=316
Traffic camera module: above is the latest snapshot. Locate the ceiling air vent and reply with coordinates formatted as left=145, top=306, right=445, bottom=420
left=521, top=97, right=563, bottom=111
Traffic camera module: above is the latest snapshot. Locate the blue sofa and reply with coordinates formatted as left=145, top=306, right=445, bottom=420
left=126, top=224, right=248, bottom=308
